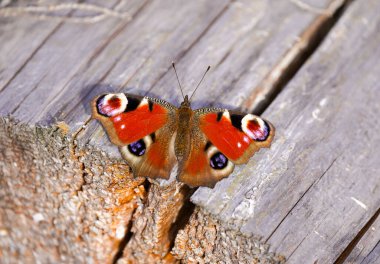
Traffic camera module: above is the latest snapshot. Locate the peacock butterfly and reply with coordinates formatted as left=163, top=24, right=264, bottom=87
left=91, top=64, right=275, bottom=188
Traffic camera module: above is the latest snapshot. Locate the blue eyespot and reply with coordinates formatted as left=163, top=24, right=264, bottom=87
left=210, top=152, right=228, bottom=170
left=128, top=139, right=146, bottom=156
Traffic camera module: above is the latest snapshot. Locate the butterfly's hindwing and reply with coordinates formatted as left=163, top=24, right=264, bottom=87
left=176, top=121, right=235, bottom=187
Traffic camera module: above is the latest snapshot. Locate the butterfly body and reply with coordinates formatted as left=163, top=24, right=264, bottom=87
left=175, top=95, right=192, bottom=163
left=92, top=93, right=274, bottom=187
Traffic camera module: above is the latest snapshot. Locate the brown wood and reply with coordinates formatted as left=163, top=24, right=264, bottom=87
left=1, top=0, right=376, bottom=263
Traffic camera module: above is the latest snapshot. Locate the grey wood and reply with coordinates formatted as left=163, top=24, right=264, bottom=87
left=29, top=0, right=230, bottom=158
left=0, top=0, right=65, bottom=91
left=344, top=211, right=380, bottom=264
left=192, top=0, right=380, bottom=263
left=81, top=0, right=341, bottom=159
left=361, top=243, right=380, bottom=264
left=0, top=0, right=147, bottom=123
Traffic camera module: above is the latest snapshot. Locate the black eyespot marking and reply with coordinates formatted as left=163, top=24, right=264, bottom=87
left=216, top=112, right=223, bottom=122
left=210, top=152, right=228, bottom=170
left=128, top=139, right=146, bottom=156
left=230, top=114, right=243, bottom=131
left=204, top=141, right=212, bottom=152
left=96, top=95, right=108, bottom=116
left=150, top=132, right=156, bottom=143
left=124, top=97, right=140, bottom=112
left=148, top=100, right=153, bottom=112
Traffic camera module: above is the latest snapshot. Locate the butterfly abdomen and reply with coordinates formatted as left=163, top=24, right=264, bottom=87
left=175, top=106, right=193, bottom=163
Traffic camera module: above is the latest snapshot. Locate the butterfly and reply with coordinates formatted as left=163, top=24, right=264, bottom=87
left=91, top=64, right=275, bottom=188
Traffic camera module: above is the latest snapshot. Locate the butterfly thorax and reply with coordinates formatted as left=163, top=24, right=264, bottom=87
left=175, top=96, right=192, bottom=163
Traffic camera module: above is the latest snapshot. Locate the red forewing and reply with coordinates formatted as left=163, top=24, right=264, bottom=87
left=92, top=93, right=173, bottom=146
left=111, top=103, right=167, bottom=144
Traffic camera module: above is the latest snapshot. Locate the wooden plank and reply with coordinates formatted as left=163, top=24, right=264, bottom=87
left=0, top=0, right=147, bottom=123
left=146, top=0, right=344, bottom=110
left=81, top=0, right=342, bottom=160
left=192, top=0, right=380, bottom=263
left=361, top=243, right=380, bottom=264
left=343, top=210, right=380, bottom=263
left=0, top=0, right=353, bottom=262
left=0, top=1, right=64, bottom=91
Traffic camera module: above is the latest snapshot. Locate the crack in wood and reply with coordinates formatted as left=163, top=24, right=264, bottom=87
left=69, top=117, right=92, bottom=193
left=37, top=1, right=151, bottom=123
left=167, top=189, right=196, bottom=252
left=242, top=0, right=354, bottom=114
left=265, top=156, right=339, bottom=243
left=112, top=206, right=138, bottom=264
left=287, top=234, right=308, bottom=260
left=0, top=2, right=132, bottom=24
left=0, top=20, right=64, bottom=93
left=363, top=240, right=380, bottom=263
left=334, top=207, right=380, bottom=264
left=10, top=75, right=47, bottom=115
left=143, top=2, right=233, bottom=95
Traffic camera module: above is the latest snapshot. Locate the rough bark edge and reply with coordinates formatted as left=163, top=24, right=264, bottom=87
left=0, top=117, right=146, bottom=263
left=172, top=207, right=285, bottom=264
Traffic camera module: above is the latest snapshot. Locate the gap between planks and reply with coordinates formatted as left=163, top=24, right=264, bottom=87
left=242, top=0, right=353, bottom=114
left=334, top=208, right=380, bottom=264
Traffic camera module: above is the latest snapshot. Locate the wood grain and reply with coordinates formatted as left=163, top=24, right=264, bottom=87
left=0, top=0, right=371, bottom=263
left=341, top=209, right=380, bottom=263
left=0, top=0, right=147, bottom=124
left=193, top=0, right=380, bottom=262
left=0, top=0, right=66, bottom=91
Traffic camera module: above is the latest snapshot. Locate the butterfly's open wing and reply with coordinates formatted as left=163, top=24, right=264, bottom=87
left=92, top=93, right=178, bottom=179
left=177, top=108, right=274, bottom=187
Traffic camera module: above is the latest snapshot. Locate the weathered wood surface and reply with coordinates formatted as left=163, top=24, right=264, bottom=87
left=342, top=210, right=380, bottom=264
left=193, top=0, right=380, bottom=263
left=1, top=0, right=376, bottom=263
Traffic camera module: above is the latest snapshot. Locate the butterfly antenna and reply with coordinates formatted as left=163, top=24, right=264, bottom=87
left=172, top=62, right=185, bottom=100
left=189, top=65, right=211, bottom=102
